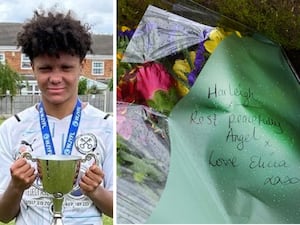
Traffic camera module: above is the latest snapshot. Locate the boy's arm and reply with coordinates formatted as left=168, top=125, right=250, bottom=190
left=0, top=158, right=36, bottom=223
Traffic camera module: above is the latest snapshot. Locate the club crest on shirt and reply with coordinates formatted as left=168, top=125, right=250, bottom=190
left=75, top=133, right=97, bottom=154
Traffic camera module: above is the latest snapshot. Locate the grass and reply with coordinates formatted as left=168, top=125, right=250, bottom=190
left=103, top=215, right=113, bottom=225
left=0, top=215, right=112, bottom=225
left=0, top=222, right=14, bottom=225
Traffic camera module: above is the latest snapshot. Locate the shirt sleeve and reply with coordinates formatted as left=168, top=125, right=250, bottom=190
left=0, top=119, right=15, bottom=194
left=102, top=116, right=114, bottom=192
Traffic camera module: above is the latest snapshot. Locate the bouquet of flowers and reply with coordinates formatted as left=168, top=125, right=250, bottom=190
left=117, top=1, right=300, bottom=224
left=116, top=4, right=245, bottom=223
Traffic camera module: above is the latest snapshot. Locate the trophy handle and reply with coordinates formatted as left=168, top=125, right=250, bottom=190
left=20, top=151, right=36, bottom=161
left=72, top=152, right=100, bottom=192
left=20, top=152, right=44, bottom=191
left=81, top=152, right=99, bottom=165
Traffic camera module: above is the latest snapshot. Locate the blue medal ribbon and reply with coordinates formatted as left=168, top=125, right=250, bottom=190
left=38, top=99, right=82, bottom=155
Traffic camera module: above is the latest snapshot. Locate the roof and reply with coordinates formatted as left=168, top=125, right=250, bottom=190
left=0, top=23, right=21, bottom=46
left=0, top=23, right=112, bottom=55
left=91, top=34, right=113, bottom=55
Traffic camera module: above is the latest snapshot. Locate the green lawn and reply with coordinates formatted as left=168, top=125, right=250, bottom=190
left=103, top=215, right=113, bottom=225
left=0, top=222, right=14, bottom=225
left=0, top=215, right=112, bottom=225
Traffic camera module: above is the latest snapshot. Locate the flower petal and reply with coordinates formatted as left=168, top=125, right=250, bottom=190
left=204, top=40, right=218, bottom=53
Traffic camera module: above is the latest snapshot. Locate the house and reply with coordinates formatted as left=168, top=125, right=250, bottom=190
left=0, top=23, right=113, bottom=95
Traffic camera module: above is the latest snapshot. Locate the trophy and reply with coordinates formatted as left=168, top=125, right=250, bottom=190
left=22, top=152, right=98, bottom=225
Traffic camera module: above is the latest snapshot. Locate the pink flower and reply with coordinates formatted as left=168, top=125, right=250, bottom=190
left=117, top=62, right=179, bottom=114
left=135, top=62, right=175, bottom=100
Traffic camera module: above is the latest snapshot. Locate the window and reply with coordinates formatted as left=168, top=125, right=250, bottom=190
left=92, top=61, right=104, bottom=75
left=21, top=54, right=31, bottom=69
left=20, top=81, right=40, bottom=95
left=0, top=53, right=5, bottom=64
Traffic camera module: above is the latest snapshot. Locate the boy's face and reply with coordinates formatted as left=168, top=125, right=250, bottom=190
left=31, top=52, right=83, bottom=106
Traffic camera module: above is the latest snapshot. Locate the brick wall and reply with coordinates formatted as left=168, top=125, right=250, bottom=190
left=83, top=59, right=113, bottom=81
left=5, top=51, right=26, bottom=74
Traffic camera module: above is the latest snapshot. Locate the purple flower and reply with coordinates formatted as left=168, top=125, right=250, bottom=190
left=118, top=27, right=135, bottom=39
left=188, top=40, right=206, bottom=86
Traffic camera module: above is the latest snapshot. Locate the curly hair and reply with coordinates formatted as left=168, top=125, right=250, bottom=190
left=17, top=10, right=93, bottom=61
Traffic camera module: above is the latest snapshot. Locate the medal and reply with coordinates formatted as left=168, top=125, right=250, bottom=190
left=39, top=99, right=82, bottom=155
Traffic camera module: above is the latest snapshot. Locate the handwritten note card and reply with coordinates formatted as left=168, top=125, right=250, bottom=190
left=147, top=34, right=300, bottom=223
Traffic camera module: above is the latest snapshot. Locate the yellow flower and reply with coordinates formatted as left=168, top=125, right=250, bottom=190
left=121, top=26, right=131, bottom=32
left=204, top=28, right=241, bottom=53
left=175, top=79, right=190, bottom=97
left=117, top=52, right=123, bottom=66
left=117, top=52, right=123, bottom=60
left=173, top=51, right=196, bottom=81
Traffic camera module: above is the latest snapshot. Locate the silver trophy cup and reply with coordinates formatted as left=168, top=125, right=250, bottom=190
left=22, top=152, right=98, bottom=225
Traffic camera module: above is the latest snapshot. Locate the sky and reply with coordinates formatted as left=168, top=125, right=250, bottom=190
left=0, top=0, right=114, bottom=34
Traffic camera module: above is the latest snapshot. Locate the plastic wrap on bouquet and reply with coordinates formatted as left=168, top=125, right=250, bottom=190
left=116, top=102, right=170, bottom=224
left=121, top=5, right=213, bottom=63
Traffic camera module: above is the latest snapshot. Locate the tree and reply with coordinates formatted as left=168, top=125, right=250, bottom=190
left=107, top=78, right=113, bottom=91
left=78, top=78, right=88, bottom=95
left=0, top=63, right=23, bottom=96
